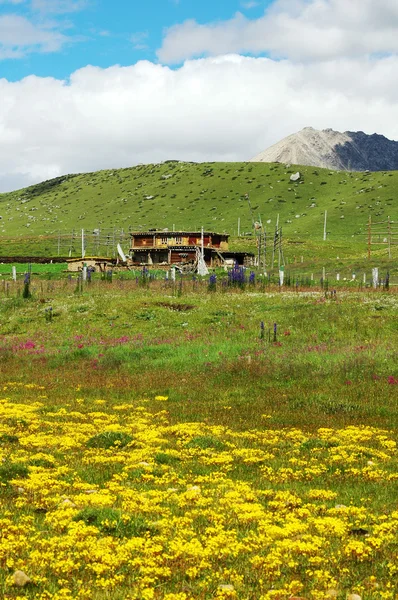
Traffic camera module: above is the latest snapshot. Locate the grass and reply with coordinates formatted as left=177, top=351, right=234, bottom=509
left=0, top=161, right=397, bottom=263
left=0, top=276, right=397, bottom=598
left=0, top=276, right=397, bottom=433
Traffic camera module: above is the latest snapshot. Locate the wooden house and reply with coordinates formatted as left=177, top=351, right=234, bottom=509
left=129, top=230, right=254, bottom=267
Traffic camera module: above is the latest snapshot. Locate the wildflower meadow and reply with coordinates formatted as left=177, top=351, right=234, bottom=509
left=0, top=273, right=397, bottom=599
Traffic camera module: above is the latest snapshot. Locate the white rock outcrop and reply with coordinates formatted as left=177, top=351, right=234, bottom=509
left=251, top=127, right=398, bottom=171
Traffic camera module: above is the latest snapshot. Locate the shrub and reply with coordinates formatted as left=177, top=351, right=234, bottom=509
left=86, top=431, right=133, bottom=450
left=154, top=452, right=180, bottom=465
left=73, top=507, right=157, bottom=538
left=208, top=274, right=217, bottom=292
left=22, top=272, right=32, bottom=299
left=0, top=461, right=29, bottom=484
left=0, top=434, right=19, bottom=444
left=186, top=435, right=226, bottom=451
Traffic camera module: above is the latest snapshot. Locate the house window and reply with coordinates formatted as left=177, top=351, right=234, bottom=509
left=175, top=237, right=183, bottom=244
left=161, top=237, right=168, bottom=244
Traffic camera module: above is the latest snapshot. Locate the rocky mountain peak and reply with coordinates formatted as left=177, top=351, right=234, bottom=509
left=251, top=128, right=398, bottom=171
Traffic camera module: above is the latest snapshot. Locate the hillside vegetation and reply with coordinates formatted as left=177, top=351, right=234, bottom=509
left=1, top=161, right=397, bottom=236
left=0, top=161, right=397, bottom=263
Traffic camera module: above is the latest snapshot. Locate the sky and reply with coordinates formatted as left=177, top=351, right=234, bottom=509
left=1, top=0, right=398, bottom=191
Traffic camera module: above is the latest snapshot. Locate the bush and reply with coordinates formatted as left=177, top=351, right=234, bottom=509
left=86, top=431, right=133, bottom=449
left=0, top=461, right=29, bottom=484
left=73, top=507, right=157, bottom=538
left=0, top=434, right=19, bottom=444
left=154, top=452, right=180, bottom=465
left=186, top=436, right=226, bottom=451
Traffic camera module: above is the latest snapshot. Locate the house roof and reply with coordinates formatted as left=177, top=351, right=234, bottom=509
left=65, top=256, right=114, bottom=262
left=220, top=251, right=255, bottom=258
left=132, top=246, right=198, bottom=252
left=130, top=231, right=229, bottom=237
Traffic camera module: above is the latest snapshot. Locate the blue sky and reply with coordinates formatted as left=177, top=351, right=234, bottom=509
left=1, top=0, right=398, bottom=193
left=0, top=0, right=269, bottom=81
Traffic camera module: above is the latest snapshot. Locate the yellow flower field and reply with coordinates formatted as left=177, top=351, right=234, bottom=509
left=1, top=382, right=398, bottom=599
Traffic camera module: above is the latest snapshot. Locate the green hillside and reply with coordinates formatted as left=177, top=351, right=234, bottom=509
left=0, top=161, right=397, bottom=261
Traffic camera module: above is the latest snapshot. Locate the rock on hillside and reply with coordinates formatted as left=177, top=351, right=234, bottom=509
left=251, top=127, right=398, bottom=171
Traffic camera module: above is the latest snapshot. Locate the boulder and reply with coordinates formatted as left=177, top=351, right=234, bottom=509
left=13, top=570, right=31, bottom=587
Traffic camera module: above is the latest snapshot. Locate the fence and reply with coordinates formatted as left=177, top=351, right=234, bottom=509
left=0, top=228, right=131, bottom=258
left=366, top=217, right=398, bottom=259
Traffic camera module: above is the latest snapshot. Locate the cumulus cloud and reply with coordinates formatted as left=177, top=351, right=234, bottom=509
left=157, top=0, right=398, bottom=63
left=1, top=54, right=398, bottom=192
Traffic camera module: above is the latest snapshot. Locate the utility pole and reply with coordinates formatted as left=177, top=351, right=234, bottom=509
left=263, top=228, right=267, bottom=270
left=245, top=193, right=255, bottom=229
left=246, top=192, right=262, bottom=266
left=257, top=229, right=261, bottom=267
left=272, top=214, right=280, bottom=269
left=81, top=229, right=85, bottom=259
left=323, top=210, right=327, bottom=241
left=69, top=229, right=75, bottom=257
left=368, top=216, right=371, bottom=260
left=388, top=216, right=391, bottom=259
left=279, top=227, right=284, bottom=268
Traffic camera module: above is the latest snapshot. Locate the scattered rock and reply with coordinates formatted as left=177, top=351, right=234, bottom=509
left=349, top=528, right=369, bottom=536
left=13, top=570, right=31, bottom=587
left=290, top=172, right=301, bottom=182
left=218, top=584, right=235, bottom=592
left=187, top=485, right=201, bottom=493
left=60, top=498, right=76, bottom=508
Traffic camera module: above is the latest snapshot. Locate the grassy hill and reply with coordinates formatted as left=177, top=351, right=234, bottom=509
left=0, top=161, right=397, bottom=264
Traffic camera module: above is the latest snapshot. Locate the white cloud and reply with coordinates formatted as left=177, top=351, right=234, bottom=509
left=31, top=0, right=87, bottom=13
left=157, top=0, right=398, bottom=63
left=0, top=14, right=67, bottom=58
left=241, top=1, right=260, bottom=9
left=1, top=54, right=398, bottom=192
left=131, top=31, right=149, bottom=51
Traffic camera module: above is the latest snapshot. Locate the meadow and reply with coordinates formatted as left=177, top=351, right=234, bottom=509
left=1, top=161, right=397, bottom=259
left=1, top=272, right=397, bottom=599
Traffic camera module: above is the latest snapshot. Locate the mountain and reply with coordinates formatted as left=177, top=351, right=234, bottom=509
left=251, top=127, right=398, bottom=171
